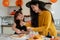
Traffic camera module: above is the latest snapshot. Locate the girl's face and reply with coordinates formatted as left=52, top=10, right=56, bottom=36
left=31, top=4, right=40, bottom=13
left=16, top=13, right=24, bottom=21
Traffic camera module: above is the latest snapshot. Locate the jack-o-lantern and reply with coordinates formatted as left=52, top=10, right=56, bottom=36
left=16, top=0, right=23, bottom=6
left=50, top=0, right=57, bottom=3
left=2, top=0, right=9, bottom=7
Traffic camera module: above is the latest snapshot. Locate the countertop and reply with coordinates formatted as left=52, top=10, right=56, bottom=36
left=0, top=34, right=60, bottom=40
left=0, top=34, right=28, bottom=40
left=1, top=25, right=13, bottom=27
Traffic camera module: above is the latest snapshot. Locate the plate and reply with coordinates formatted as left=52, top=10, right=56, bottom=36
left=10, top=34, right=28, bottom=39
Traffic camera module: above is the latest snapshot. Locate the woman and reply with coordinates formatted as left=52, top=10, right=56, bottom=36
left=12, top=8, right=28, bottom=34
left=26, top=1, right=57, bottom=38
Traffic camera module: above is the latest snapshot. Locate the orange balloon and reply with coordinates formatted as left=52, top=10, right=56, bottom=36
left=16, top=0, right=23, bottom=6
left=16, top=1, right=18, bottom=6
left=2, top=0, right=9, bottom=7
left=50, top=0, right=57, bottom=3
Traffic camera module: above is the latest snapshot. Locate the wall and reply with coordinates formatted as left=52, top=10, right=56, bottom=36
left=0, top=0, right=8, bottom=16
left=0, top=0, right=30, bottom=16
left=0, top=0, right=60, bottom=18
left=40, top=0, right=60, bottom=19
left=9, top=0, right=16, bottom=6
left=0, top=0, right=8, bottom=34
left=51, top=0, right=60, bottom=19
left=7, top=6, right=19, bottom=15
left=22, top=0, right=30, bottom=15
left=9, top=0, right=30, bottom=15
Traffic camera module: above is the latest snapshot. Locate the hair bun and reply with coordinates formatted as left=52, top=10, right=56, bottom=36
left=18, top=7, right=22, bottom=12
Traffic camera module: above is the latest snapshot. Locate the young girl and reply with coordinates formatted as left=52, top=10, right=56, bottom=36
left=12, top=8, right=28, bottom=34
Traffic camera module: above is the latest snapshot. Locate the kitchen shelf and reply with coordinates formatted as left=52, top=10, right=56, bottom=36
left=2, top=15, right=30, bottom=17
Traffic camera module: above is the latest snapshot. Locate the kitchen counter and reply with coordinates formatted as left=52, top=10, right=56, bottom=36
left=1, top=25, right=60, bottom=36
left=0, top=34, right=60, bottom=40
left=1, top=25, right=13, bottom=27
left=1, top=25, right=13, bottom=34
left=0, top=34, right=28, bottom=40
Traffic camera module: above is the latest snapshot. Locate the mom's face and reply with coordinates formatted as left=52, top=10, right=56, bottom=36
left=31, top=4, right=39, bottom=13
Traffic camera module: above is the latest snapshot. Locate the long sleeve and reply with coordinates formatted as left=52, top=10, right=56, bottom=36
left=32, top=11, right=51, bottom=32
left=25, top=21, right=31, bottom=27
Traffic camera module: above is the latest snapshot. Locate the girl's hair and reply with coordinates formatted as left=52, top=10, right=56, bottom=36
left=49, top=11, right=54, bottom=23
left=30, top=1, right=54, bottom=27
left=14, top=8, right=24, bottom=26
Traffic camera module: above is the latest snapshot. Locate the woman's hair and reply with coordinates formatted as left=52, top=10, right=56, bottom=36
left=30, top=8, right=38, bottom=27
left=49, top=11, right=55, bottom=23
left=14, top=8, right=24, bottom=26
left=30, top=1, right=54, bottom=27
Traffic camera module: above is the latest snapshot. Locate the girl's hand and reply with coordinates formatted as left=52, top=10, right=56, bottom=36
left=21, top=30, right=29, bottom=34
left=15, top=29, right=21, bottom=34
left=21, top=30, right=26, bottom=34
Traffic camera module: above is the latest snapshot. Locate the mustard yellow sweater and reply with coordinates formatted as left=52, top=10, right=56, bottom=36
left=26, top=11, right=57, bottom=37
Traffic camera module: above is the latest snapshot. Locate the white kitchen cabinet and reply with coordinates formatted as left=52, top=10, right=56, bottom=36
left=3, top=27, right=14, bottom=34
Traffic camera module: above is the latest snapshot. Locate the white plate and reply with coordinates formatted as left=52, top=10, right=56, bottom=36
left=10, top=34, right=29, bottom=40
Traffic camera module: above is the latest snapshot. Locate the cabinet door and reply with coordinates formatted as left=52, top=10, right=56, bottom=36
left=3, top=27, right=14, bottom=34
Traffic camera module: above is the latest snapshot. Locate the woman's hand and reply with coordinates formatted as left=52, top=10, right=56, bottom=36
left=27, top=27, right=32, bottom=32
